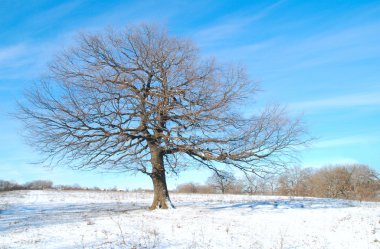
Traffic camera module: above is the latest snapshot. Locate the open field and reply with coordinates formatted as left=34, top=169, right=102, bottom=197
left=1, top=190, right=379, bottom=249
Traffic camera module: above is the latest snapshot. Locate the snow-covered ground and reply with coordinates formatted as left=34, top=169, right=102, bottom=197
left=0, top=190, right=379, bottom=249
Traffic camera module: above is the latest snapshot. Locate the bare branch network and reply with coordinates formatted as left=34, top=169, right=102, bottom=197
left=18, top=24, right=309, bottom=208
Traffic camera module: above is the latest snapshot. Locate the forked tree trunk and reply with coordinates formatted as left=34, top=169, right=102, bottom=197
left=149, top=147, right=174, bottom=210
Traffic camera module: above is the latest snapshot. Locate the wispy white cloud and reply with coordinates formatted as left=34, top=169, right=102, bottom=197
left=289, top=92, right=380, bottom=111
left=313, top=134, right=380, bottom=149
left=31, top=1, right=82, bottom=24
left=278, top=22, right=380, bottom=71
left=193, top=1, right=286, bottom=48
left=2, top=3, right=158, bottom=79
left=0, top=44, right=26, bottom=63
left=208, top=16, right=380, bottom=73
left=0, top=36, right=69, bottom=80
left=0, top=43, right=42, bottom=81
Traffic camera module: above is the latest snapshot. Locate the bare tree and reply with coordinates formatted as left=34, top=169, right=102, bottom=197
left=277, top=166, right=313, bottom=196
left=350, top=164, right=379, bottom=201
left=242, top=173, right=278, bottom=195
left=207, top=171, right=236, bottom=194
left=18, top=24, right=308, bottom=209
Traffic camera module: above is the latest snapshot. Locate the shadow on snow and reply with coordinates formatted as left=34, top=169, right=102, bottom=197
left=210, top=198, right=358, bottom=211
left=0, top=202, right=146, bottom=232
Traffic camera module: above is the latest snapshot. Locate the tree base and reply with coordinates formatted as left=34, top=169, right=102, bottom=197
left=149, top=197, right=175, bottom=210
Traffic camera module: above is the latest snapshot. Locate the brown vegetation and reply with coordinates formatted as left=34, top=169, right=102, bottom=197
left=277, top=164, right=380, bottom=201
left=177, top=164, right=380, bottom=201
left=176, top=183, right=213, bottom=194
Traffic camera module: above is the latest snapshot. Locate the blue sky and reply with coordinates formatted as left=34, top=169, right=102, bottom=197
left=1, top=0, right=380, bottom=190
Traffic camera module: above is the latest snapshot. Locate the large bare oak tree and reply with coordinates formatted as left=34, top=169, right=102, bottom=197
left=18, top=24, right=308, bottom=209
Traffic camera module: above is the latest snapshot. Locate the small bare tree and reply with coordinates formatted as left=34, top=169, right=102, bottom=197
left=277, top=166, right=313, bottom=196
left=243, top=174, right=272, bottom=195
left=207, top=171, right=236, bottom=194
left=18, top=24, right=308, bottom=209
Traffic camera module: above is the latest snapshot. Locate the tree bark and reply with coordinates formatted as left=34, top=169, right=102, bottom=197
left=149, top=146, right=174, bottom=210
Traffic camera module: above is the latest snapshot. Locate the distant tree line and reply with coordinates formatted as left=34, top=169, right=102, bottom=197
left=176, top=164, right=380, bottom=201
left=0, top=180, right=53, bottom=191
left=0, top=180, right=150, bottom=193
left=2, top=164, right=379, bottom=201
left=0, top=180, right=118, bottom=192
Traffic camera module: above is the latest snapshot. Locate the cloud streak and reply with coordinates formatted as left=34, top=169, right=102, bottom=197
left=193, top=1, right=286, bottom=48
left=289, top=91, right=380, bottom=111
left=206, top=14, right=380, bottom=74
left=0, top=35, right=72, bottom=81
left=313, top=134, right=380, bottom=149
left=0, top=44, right=26, bottom=63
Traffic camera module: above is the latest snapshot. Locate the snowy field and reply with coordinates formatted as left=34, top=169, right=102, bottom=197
left=0, top=190, right=379, bottom=249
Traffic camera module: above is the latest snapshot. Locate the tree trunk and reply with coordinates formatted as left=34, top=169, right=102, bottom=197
left=221, top=181, right=225, bottom=194
left=149, top=147, right=174, bottom=210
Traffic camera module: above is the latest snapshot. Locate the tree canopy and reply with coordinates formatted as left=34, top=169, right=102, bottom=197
left=18, top=24, right=308, bottom=209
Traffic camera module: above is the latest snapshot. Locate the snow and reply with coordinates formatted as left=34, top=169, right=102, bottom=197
left=1, top=190, right=379, bottom=248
